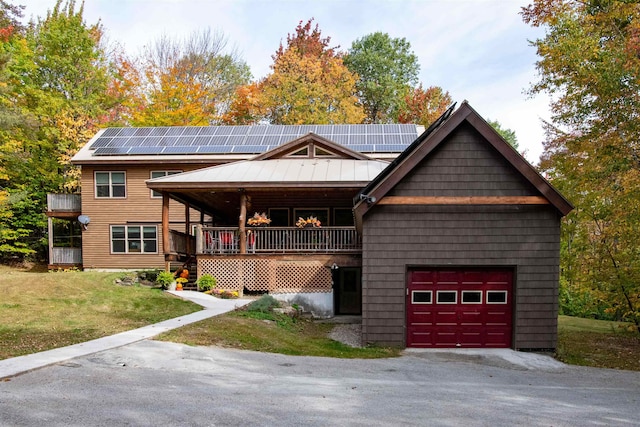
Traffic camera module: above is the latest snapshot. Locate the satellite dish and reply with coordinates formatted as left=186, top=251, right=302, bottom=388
left=78, top=215, right=90, bottom=225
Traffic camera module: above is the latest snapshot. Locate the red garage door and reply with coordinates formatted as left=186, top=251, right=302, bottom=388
left=406, top=269, right=513, bottom=348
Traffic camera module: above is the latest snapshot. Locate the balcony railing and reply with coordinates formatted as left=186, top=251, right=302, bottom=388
left=47, top=194, right=81, bottom=212
left=195, top=226, right=361, bottom=254
left=50, top=247, right=82, bottom=265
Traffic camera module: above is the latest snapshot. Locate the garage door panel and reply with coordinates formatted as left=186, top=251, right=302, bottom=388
left=407, top=269, right=513, bottom=348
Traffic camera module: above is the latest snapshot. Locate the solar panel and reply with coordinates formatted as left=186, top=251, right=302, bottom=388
left=89, top=124, right=419, bottom=156
left=101, top=128, right=121, bottom=137
left=348, top=144, right=375, bottom=152
left=117, top=128, right=137, bottom=137
left=133, top=128, right=152, bottom=137
left=128, top=146, right=164, bottom=155
left=197, top=146, right=232, bottom=154
left=181, top=127, right=202, bottom=136
left=232, top=145, right=267, bottom=153
left=376, top=144, right=407, bottom=153
left=163, top=146, right=199, bottom=154
left=94, top=147, right=130, bottom=155
left=150, top=128, right=168, bottom=136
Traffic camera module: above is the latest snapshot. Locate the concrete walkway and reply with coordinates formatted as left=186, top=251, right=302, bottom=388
left=0, top=291, right=252, bottom=379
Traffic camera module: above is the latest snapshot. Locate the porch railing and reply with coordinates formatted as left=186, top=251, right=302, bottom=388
left=169, top=229, right=195, bottom=255
left=47, top=194, right=81, bottom=212
left=196, top=226, right=362, bottom=254
left=50, top=247, right=82, bottom=265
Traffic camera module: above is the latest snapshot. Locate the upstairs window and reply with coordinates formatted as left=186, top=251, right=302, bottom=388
left=150, top=171, right=182, bottom=198
left=95, top=171, right=126, bottom=198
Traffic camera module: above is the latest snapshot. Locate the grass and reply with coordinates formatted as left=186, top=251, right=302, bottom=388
left=3, top=268, right=638, bottom=367
left=158, top=301, right=400, bottom=359
left=0, top=265, right=201, bottom=360
left=557, top=315, right=640, bottom=371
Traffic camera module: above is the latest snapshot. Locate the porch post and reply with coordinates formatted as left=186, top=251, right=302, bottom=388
left=239, top=190, right=247, bottom=254
left=162, top=192, right=170, bottom=271
left=185, top=202, right=191, bottom=254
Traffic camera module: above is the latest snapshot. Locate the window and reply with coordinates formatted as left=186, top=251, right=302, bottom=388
left=461, top=291, right=482, bottom=304
left=268, top=208, right=290, bottom=226
left=111, top=225, right=157, bottom=254
left=487, top=291, right=508, bottom=304
left=294, top=208, right=329, bottom=226
left=436, top=290, right=457, bottom=304
left=411, top=290, right=432, bottom=304
left=333, top=208, right=354, bottom=226
left=95, top=172, right=126, bottom=198
left=150, top=171, right=182, bottom=198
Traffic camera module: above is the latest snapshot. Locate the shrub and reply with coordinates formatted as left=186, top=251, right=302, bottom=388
left=155, top=271, right=175, bottom=290
left=246, top=295, right=280, bottom=313
left=196, top=274, right=216, bottom=292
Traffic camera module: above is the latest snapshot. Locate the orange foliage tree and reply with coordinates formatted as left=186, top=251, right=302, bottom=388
left=225, top=19, right=364, bottom=125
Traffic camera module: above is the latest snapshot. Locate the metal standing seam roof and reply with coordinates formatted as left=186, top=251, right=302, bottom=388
left=146, top=158, right=390, bottom=187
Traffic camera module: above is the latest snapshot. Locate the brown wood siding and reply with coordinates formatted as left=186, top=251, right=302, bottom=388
left=388, top=123, right=539, bottom=198
left=80, top=164, right=206, bottom=269
left=362, top=124, right=561, bottom=350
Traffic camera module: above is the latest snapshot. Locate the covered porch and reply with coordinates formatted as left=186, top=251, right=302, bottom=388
left=146, top=135, right=388, bottom=315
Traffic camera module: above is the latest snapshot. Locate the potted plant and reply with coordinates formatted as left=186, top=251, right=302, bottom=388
left=155, top=271, right=175, bottom=290
left=247, top=212, right=271, bottom=227
left=296, top=216, right=321, bottom=228
left=196, top=274, right=216, bottom=292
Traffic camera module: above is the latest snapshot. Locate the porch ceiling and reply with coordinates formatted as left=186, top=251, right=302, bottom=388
left=168, top=188, right=363, bottom=224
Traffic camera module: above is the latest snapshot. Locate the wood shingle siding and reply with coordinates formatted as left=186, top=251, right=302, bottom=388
left=357, top=102, right=571, bottom=350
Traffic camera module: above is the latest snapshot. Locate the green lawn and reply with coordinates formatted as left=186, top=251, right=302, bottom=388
left=557, top=315, right=640, bottom=371
left=2, top=267, right=638, bottom=369
left=0, top=266, right=200, bottom=360
left=158, top=299, right=400, bottom=359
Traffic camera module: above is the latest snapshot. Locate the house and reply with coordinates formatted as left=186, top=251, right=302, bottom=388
left=48, top=101, right=571, bottom=350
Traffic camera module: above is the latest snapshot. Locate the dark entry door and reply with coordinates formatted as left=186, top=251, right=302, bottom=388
left=406, top=269, right=513, bottom=348
left=335, top=267, right=362, bottom=315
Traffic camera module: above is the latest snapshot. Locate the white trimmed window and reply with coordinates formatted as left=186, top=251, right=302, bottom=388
left=95, top=171, right=126, bottom=198
left=150, top=171, right=182, bottom=198
left=111, top=225, right=158, bottom=254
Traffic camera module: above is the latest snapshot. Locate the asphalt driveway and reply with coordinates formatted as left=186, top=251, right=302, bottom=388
left=1, top=341, right=638, bottom=426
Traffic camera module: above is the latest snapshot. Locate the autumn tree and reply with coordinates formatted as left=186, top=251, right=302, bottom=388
left=0, top=0, right=112, bottom=260
left=242, top=19, right=364, bottom=125
left=397, top=84, right=452, bottom=128
left=344, top=32, right=420, bottom=123
left=123, top=29, right=251, bottom=126
left=523, top=0, right=640, bottom=329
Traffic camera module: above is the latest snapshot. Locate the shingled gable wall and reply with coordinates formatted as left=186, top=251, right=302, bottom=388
left=361, top=122, right=562, bottom=349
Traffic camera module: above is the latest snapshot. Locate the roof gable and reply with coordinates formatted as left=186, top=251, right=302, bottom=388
left=354, top=101, right=573, bottom=228
left=252, top=133, right=371, bottom=160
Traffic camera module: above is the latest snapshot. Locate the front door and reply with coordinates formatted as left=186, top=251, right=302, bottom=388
left=335, top=267, right=362, bottom=315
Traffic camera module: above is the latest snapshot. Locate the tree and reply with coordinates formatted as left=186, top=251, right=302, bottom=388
left=122, top=29, right=251, bottom=126
left=523, top=0, right=640, bottom=330
left=487, top=119, right=519, bottom=150
left=344, top=32, right=420, bottom=123
left=0, top=0, right=112, bottom=260
left=249, top=19, right=364, bottom=125
left=397, top=84, right=452, bottom=128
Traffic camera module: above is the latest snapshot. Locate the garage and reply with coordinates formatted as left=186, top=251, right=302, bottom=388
left=406, top=269, right=513, bottom=348
left=354, top=102, right=573, bottom=349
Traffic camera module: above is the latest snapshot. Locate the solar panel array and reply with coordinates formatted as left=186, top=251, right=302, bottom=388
left=88, top=124, right=419, bottom=156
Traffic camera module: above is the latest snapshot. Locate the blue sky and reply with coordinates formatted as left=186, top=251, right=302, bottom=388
left=25, top=0, right=549, bottom=162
